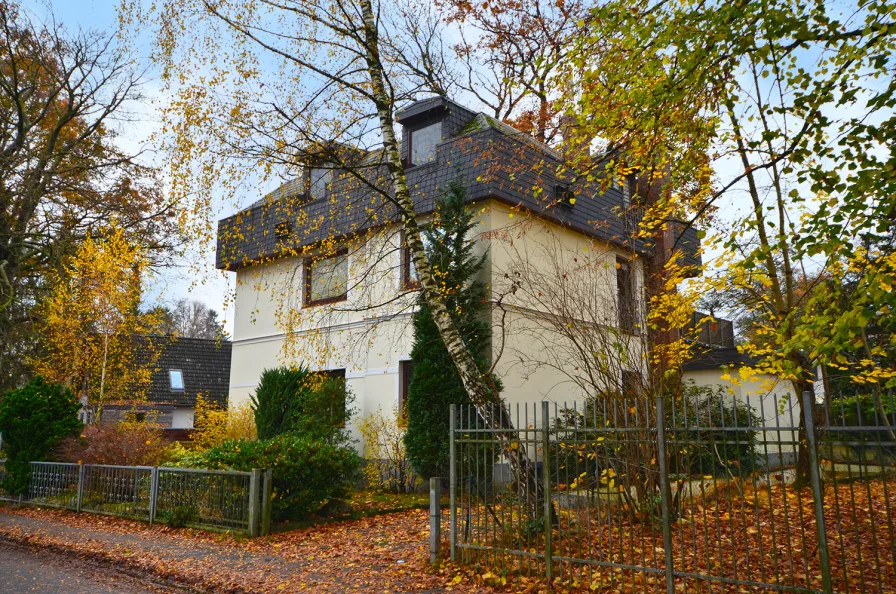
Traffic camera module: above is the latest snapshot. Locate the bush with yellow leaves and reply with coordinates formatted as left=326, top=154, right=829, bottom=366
left=357, top=407, right=419, bottom=493
left=190, top=394, right=257, bottom=450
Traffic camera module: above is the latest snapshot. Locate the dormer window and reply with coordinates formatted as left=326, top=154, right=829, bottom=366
left=275, top=221, right=292, bottom=239
left=555, top=185, right=574, bottom=208
left=307, top=167, right=331, bottom=201
left=410, top=122, right=440, bottom=166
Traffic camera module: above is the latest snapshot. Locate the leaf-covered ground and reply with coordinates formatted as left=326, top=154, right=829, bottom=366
left=0, top=504, right=522, bottom=593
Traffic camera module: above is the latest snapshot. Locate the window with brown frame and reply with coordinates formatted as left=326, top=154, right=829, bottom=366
left=400, top=235, right=420, bottom=290
left=304, top=250, right=348, bottom=306
left=398, top=360, right=414, bottom=424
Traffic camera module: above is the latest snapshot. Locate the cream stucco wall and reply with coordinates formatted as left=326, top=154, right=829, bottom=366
left=226, top=198, right=658, bottom=453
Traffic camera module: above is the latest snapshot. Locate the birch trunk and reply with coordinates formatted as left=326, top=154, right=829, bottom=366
left=358, top=0, right=547, bottom=516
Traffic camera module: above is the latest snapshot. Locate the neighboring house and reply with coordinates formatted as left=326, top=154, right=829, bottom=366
left=216, top=97, right=704, bottom=450
left=99, top=337, right=232, bottom=433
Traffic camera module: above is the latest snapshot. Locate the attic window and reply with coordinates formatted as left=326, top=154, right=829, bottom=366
left=275, top=221, right=292, bottom=239
left=307, top=167, right=331, bottom=201
left=169, top=369, right=185, bottom=392
left=555, top=185, right=574, bottom=208
left=410, top=122, right=440, bottom=166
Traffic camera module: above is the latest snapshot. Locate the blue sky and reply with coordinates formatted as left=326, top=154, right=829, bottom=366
left=25, top=0, right=236, bottom=332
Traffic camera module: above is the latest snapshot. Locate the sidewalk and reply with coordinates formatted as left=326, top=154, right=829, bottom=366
left=0, top=505, right=479, bottom=593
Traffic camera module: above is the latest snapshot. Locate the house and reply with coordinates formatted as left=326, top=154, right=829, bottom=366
left=99, top=337, right=232, bottom=434
left=215, top=96, right=735, bottom=450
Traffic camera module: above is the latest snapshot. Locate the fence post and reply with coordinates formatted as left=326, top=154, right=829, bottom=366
left=76, top=464, right=85, bottom=513
left=542, top=401, right=553, bottom=582
left=148, top=467, right=159, bottom=525
left=261, top=468, right=273, bottom=536
left=449, top=404, right=457, bottom=562
left=248, top=468, right=261, bottom=537
left=655, top=396, right=675, bottom=594
left=430, top=477, right=441, bottom=564
left=802, top=390, right=833, bottom=594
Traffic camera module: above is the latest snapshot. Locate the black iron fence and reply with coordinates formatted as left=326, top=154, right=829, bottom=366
left=450, top=391, right=896, bottom=593
left=0, top=461, right=272, bottom=536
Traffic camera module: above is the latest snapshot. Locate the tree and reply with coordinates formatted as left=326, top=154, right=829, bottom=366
left=32, top=225, right=163, bottom=421
left=0, top=1, right=182, bottom=390
left=0, top=376, right=81, bottom=494
left=152, top=298, right=228, bottom=340
left=405, top=182, right=499, bottom=479
left=562, top=0, right=896, bottom=483
left=140, top=0, right=548, bottom=512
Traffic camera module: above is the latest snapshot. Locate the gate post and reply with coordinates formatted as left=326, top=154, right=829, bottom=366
left=248, top=468, right=261, bottom=537
left=655, top=396, right=675, bottom=594
left=148, top=467, right=159, bottom=525
left=430, top=477, right=441, bottom=563
left=76, top=464, right=85, bottom=513
left=261, top=468, right=273, bottom=536
left=542, top=401, right=553, bottom=581
left=802, top=390, right=833, bottom=594
left=449, top=404, right=457, bottom=561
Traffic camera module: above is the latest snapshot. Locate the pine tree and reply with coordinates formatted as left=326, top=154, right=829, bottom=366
left=404, top=181, right=500, bottom=479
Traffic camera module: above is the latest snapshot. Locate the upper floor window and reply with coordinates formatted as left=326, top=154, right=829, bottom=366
left=410, top=122, right=440, bottom=166
left=616, top=257, right=636, bottom=333
left=308, top=167, right=331, bottom=201
left=398, top=360, right=414, bottom=424
left=169, top=369, right=185, bottom=392
left=400, top=231, right=432, bottom=289
left=305, top=250, right=348, bottom=306
left=622, top=174, right=637, bottom=210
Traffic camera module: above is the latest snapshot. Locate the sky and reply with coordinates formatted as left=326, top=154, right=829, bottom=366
left=24, top=0, right=237, bottom=334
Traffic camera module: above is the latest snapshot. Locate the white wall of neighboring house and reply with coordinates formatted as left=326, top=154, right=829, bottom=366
left=171, top=407, right=196, bottom=429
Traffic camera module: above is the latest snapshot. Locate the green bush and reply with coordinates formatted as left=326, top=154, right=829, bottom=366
left=179, top=433, right=361, bottom=520
left=404, top=181, right=501, bottom=479
left=251, top=366, right=354, bottom=445
left=160, top=504, right=200, bottom=528
left=0, top=377, right=81, bottom=494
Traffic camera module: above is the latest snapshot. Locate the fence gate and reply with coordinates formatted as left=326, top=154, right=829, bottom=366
left=450, top=391, right=896, bottom=593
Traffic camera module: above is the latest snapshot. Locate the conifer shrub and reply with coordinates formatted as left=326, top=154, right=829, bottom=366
left=404, top=182, right=501, bottom=479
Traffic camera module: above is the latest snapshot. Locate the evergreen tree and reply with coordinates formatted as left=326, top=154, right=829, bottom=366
left=404, top=182, right=500, bottom=479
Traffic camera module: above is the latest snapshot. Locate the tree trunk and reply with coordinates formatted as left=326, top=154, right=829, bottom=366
left=357, top=0, right=547, bottom=516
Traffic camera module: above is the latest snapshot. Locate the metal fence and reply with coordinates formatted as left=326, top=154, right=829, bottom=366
left=0, top=461, right=272, bottom=536
left=450, top=391, right=896, bottom=594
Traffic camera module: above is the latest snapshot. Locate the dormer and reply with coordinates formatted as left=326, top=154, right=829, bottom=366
left=396, top=97, right=477, bottom=166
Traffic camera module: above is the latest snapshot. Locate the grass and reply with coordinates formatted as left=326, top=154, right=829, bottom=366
left=270, top=489, right=449, bottom=533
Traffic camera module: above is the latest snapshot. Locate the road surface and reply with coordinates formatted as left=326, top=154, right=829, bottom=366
left=0, top=539, right=186, bottom=593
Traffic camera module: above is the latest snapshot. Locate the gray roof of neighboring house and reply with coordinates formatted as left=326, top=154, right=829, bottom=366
left=682, top=346, right=758, bottom=371
left=137, top=337, right=232, bottom=408
left=215, top=98, right=702, bottom=271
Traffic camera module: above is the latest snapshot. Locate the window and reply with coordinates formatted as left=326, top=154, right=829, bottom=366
left=126, top=411, right=147, bottom=423
left=275, top=221, right=292, bottom=239
left=410, top=122, right=440, bottom=166
left=400, top=231, right=431, bottom=289
left=398, top=360, right=414, bottom=423
left=169, top=369, right=185, bottom=391
left=622, top=174, right=637, bottom=210
left=307, top=167, right=331, bottom=200
left=616, top=258, right=636, bottom=333
left=621, top=370, right=642, bottom=397
left=314, top=369, right=347, bottom=427
left=305, top=250, right=348, bottom=306
left=555, top=185, right=574, bottom=207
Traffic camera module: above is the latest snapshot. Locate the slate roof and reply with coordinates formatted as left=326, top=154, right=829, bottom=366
left=215, top=98, right=701, bottom=271
left=137, top=337, right=232, bottom=407
left=683, top=346, right=757, bottom=372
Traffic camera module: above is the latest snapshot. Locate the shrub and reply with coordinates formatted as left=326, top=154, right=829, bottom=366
left=178, top=432, right=361, bottom=520
left=251, top=367, right=354, bottom=444
left=192, top=394, right=257, bottom=450
left=405, top=182, right=500, bottom=479
left=0, top=377, right=81, bottom=493
left=55, top=420, right=169, bottom=466
left=160, top=504, right=200, bottom=528
left=358, top=408, right=419, bottom=493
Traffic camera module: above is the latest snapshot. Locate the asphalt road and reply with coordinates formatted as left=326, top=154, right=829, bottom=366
left=0, top=539, right=186, bottom=594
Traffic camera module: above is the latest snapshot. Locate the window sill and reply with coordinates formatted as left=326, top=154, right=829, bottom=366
left=304, top=294, right=348, bottom=308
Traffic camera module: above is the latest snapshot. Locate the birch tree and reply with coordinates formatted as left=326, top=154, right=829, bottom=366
left=136, top=0, right=550, bottom=509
